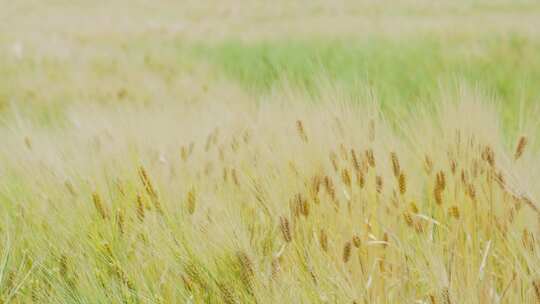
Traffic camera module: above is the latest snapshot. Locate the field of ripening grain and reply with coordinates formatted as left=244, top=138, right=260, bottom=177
left=2, top=1, right=540, bottom=303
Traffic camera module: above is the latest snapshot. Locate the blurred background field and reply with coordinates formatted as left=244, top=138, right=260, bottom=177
left=2, top=0, right=540, bottom=130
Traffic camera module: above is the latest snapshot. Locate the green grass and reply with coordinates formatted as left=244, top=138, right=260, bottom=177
left=2, top=33, right=539, bottom=131
left=197, top=34, right=540, bottom=127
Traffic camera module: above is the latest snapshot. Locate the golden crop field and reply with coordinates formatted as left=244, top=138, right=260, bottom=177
left=1, top=1, right=540, bottom=303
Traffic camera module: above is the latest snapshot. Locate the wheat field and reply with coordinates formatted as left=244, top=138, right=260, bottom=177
left=2, top=1, right=540, bottom=303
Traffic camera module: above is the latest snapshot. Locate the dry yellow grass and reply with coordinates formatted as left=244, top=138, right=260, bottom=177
left=1, top=87, right=540, bottom=302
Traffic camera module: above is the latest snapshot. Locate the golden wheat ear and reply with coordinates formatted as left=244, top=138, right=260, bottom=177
left=319, top=229, right=329, bottom=252
left=296, top=119, right=308, bottom=142
left=398, top=172, right=406, bottom=195
left=342, top=241, right=352, bottom=263
left=533, top=279, right=540, bottom=303
left=92, top=192, right=109, bottom=220
left=279, top=216, right=292, bottom=243
left=391, top=152, right=400, bottom=178
left=515, top=136, right=528, bottom=160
